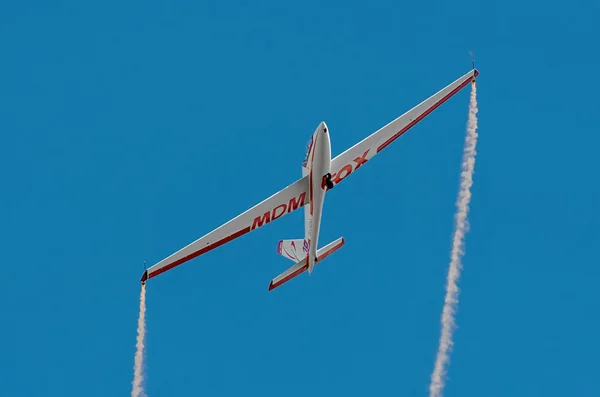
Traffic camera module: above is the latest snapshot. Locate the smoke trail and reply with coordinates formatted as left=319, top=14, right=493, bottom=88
left=132, top=283, right=147, bottom=397
left=428, top=81, right=478, bottom=397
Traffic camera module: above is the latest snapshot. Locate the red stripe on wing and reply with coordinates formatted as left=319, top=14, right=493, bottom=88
left=377, top=72, right=476, bottom=153
left=147, top=226, right=251, bottom=279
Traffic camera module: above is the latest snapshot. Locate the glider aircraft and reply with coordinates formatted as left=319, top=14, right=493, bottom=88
left=141, top=68, right=479, bottom=290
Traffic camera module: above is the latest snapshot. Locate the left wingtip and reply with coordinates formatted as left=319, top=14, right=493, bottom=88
left=140, top=270, right=148, bottom=283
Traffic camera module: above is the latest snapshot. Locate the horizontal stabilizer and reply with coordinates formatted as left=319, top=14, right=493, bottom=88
left=268, top=258, right=308, bottom=291
left=269, top=237, right=344, bottom=291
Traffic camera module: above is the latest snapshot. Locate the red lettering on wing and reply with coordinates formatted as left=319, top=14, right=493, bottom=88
left=333, top=165, right=352, bottom=184
left=353, top=149, right=369, bottom=170
left=288, top=192, right=306, bottom=213
left=252, top=192, right=306, bottom=231
left=251, top=211, right=271, bottom=230
left=272, top=203, right=287, bottom=220
left=328, top=149, right=371, bottom=188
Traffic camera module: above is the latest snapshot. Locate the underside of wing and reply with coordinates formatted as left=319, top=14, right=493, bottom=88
left=327, top=69, right=478, bottom=187
left=142, top=175, right=310, bottom=281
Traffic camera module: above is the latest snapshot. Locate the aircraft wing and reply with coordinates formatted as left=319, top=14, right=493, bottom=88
left=142, top=175, right=310, bottom=282
left=328, top=69, right=478, bottom=188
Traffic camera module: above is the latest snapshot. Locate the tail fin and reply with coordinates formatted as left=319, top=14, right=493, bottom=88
left=269, top=237, right=344, bottom=291
left=276, top=239, right=305, bottom=262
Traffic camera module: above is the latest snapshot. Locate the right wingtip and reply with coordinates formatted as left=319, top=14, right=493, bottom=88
left=140, top=270, right=148, bottom=284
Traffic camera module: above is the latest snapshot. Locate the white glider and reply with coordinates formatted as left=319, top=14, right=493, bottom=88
left=141, top=68, right=479, bottom=290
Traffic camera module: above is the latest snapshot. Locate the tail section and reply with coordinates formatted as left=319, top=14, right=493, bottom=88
left=269, top=237, right=344, bottom=291
left=276, top=239, right=305, bottom=262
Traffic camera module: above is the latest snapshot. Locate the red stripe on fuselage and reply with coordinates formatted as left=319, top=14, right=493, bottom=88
left=377, top=74, right=475, bottom=153
left=309, top=169, right=313, bottom=216
left=148, top=226, right=251, bottom=279
left=309, top=132, right=318, bottom=216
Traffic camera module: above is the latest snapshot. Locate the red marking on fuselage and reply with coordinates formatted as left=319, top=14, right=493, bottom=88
left=309, top=169, right=313, bottom=216
left=309, top=132, right=318, bottom=216
left=321, top=175, right=328, bottom=189
left=305, top=238, right=312, bottom=263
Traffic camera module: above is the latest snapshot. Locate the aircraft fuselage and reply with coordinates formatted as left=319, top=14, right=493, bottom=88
left=302, top=121, right=331, bottom=273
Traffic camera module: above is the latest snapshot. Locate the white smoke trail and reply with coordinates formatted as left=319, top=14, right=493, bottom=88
left=428, top=81, right=478, bottom=397
left=132, top=283, right=147, bottom=397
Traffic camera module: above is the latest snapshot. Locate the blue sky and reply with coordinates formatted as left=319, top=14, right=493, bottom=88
left=1, top=1, right=599, bottom=396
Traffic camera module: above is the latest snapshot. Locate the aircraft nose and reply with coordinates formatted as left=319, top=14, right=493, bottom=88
left=321, top=122, right=328, bottom=133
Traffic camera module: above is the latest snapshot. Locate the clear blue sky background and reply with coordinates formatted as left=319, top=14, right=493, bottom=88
left=2, top=1, right=599, bottom=396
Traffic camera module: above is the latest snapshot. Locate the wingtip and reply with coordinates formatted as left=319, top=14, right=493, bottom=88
left=140, top=270, right=148, bottom=283
left=268, top=281, right=275, bottom=291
